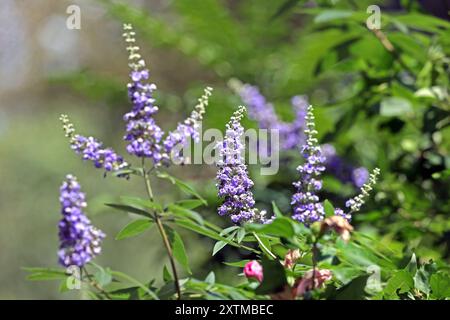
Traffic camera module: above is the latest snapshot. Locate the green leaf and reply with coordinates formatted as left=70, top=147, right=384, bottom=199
left=110, top=270, right=158, bottom=300
left=120, top=196, right=162, bottom=212
left=405, top=253, right=417, bottom=275
left=272, top=201, right=283, bottom=217
left=212, top=232, right=236, bottom=256
left=112, top=167, right=144, bottom=177
left=255, top=258, right=287, bottom=295
left=174, top=199, right=205, bottom=210
left=105, top=203, right=153, bottom=219
left=166, top=227, right=192, bottom=274
left=384, top=270, right=414, bottom=298
left=314, top=10, right=353, bottom=24
left=115, top=219, right=153, bottom=240
left=223, top=260, right=250, bottom=268
left=323, top=199, right=335, bottom=218
left=163, top=265, right=173, bottom=282
left=174, top=218, right=237, bottom=245
left=157, top=172, right=207, bottom=204
left=94, top=267, right=113, bottom=287
left=167, top=204, right=204, bottom=225
left=212, top=241, right=227, bottom=256
left=271, top=0, right=301, bottom=20
left=430, top=272, right=450, bottom=299
left=220, top=226, right=240, bottom=236
left=380, top=97, right=413, bottom=117
left=332, top=275, right=370, bottom=300
left=205, top=271, right=215, bottom=285
left=246, top=217, right=295, bottom=238
left=23, top=267, right=67, bottom=281
left=236, top=228, right=246, bottom=243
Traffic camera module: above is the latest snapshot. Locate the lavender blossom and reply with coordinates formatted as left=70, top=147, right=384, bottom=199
left=321, top=144, right=369, bottom=188
left=60, top=115, right=129, bottom=176
left=236, top=83, right=308, bottom=151
left=234, top=81, right=368, bottom=188
left=345, top=168, right=381, bottom=213
left=216, top=106, right=268, bottom=224
left=122, top=24, right=165, bottom=165
left=291, top=105, right=326, bottom=225
left=163, top=87, right=213, bottom=164
left=58, top=175, right=105, bottom=267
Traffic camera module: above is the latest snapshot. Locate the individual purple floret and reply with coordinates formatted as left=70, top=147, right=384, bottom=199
left=291, top=105, right=326, bottom=225
left=216, top=106, right=268, bottom=224
left=163, top=87, right=212, bottom=164
left=122, top=24, right=165, bottom=165
left=60, top=115, right=129, bottom=176
left=58, top=175, right=105, bottom=267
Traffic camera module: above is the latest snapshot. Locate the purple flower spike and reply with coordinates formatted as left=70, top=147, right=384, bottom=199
left=58, top=175, right=105, bottom=267
left=234, top=82, right=307, bottom=152
left=60, top=115, right=129, bottom=177
left=291, top=105, right=326, bottom=225
left=216, top=106, right=269, bottom=224
left=122, top=24, right=165, bottom=165
left=163, top=87, right=213, bottom=164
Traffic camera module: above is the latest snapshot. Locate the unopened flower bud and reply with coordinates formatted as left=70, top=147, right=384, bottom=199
left=243, top=260, right=263, bottom=282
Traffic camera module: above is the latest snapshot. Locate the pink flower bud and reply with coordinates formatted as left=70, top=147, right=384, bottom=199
left=243, top=260, right=263, bottom=282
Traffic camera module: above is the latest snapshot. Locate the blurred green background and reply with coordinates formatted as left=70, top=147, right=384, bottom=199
left=0, top=0, right=448, bottom=299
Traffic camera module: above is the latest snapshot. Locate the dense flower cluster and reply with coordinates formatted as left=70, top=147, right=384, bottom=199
left=60, top=115, right=129, bottom=176
left=291, top=105, right=326, bottom=225
left=163, top=87, right=212, bottom=163
left=237, top=83, right=307, bottom=151
left=216, top=106, right=268, bottom=224
left=321, top=144, right=369, bottom=188
left=58, top=175, right=105, bottom=267
left=122, top=24, right=212, bottom=166
left=122, top=24, right=165, bottom=164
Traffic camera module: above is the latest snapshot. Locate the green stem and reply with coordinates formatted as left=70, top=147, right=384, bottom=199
left=82, top=267, right=111, bottom=300
left=253, top=232, right=277, bottom=260
left=142, top=159, right=182, bottom=300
